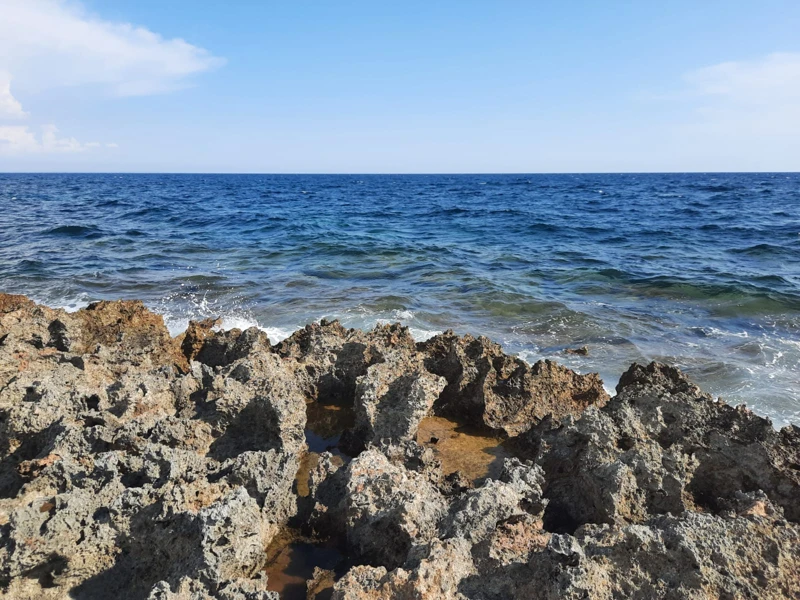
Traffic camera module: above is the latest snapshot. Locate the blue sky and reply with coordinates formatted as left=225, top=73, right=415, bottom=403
left=1, top=0, right=799, bottom=172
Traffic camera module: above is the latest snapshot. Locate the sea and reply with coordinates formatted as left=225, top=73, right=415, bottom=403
left=1, top=173, right=798, bottom=427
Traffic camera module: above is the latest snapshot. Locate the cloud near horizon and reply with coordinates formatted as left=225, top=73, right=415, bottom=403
left=0, top=0, right=223, bottom=154
left=0, top=124, right=119, bottom=155
left=681, top=52, right=800, bottom=137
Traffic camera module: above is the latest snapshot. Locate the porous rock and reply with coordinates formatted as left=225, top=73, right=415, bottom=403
left=0, top=295, right=305, bottom=599
left=419, top=331, right=609, bottom=436
left=3, top=294, right=799, bottom=599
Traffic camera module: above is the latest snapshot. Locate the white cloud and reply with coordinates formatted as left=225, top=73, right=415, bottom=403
left=0, top=0, right=218, bottom=159
left=0, top=124, right=103, bottom=154
left=0, top=73, right=27, bottom=119
left=685, top=52, right=800, bottom=102
left=682, top=52, right=800, bottom=136
left=0, top=0, right=224, bottom=97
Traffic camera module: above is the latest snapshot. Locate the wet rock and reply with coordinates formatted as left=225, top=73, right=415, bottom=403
left=419, top=331, right=609, bottom=436
left=307, top=567, right=336, bottom=599
left=564, top=345, right=588, bottom=356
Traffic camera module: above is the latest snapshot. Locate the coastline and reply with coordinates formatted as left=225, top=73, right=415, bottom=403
left=1, top=293, right=798, bottom=599
left=3, top=172, right=799, bottom=429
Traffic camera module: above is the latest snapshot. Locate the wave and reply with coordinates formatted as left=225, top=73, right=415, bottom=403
left=690, top=184, right=738, bottom=192
left=730, top=243, right=792, bottom=257
left=44, top=225, right=105, bottom=239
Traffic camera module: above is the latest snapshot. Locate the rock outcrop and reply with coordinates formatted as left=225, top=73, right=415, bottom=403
left=0, top=295, right=305, bottom=599
left=2, top=294, right=798, bottom=599
left=419, top=331, right=609, bottom=436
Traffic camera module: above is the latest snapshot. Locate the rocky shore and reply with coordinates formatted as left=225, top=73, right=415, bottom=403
left=0, top=294, right=798, bottom=599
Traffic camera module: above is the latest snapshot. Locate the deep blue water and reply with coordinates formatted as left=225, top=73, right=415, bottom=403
left=1, top=173, right=798, bottom=426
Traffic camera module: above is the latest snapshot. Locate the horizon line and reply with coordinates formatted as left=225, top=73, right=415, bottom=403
left=1, top=170, right=799, bottom=176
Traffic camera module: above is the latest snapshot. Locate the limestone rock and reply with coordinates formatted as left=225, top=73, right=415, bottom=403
left=419, top=331, right=609, bottom=436
left=344, top=448, right=447, bottom=569
left=2, top=295, right=798, bottom=599
left=351, top=356, right=446, bottom=447
left=528, top=362, right=800, bottom=532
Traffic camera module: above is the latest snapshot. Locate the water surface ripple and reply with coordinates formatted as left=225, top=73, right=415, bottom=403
left=1, top=173, right=798, bottom=426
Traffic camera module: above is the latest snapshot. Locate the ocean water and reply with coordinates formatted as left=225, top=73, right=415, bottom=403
left=0, top=173, right=798, bottom=427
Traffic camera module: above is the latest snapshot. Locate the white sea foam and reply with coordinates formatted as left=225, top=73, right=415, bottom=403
left=408, top=327, right=440, bottom=342
left=42, top=293, right=92, bottom=313
left=164, top=312, right=300, bottom=343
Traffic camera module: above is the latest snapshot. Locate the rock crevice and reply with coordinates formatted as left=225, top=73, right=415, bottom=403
left=0, top=294, right=797, bottom=599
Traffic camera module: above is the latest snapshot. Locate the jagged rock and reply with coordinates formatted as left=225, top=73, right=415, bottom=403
left=307, top=566, right=337, bottom=599
left=147, top=574, right=278, bottom=599
left=527, top=362, right=800, bottom=532
left=349, top=355, right=446, bottom=449
left=186, top=326, right=271, bottom=369
left=180, top=318, right=221, bottom=363
left=277, top=321, right=419, bottom=415
left=2, top=295, right=799, bottom=599
left=302, top=451, right=349, bottom=539
left=522, top=509, right=800, bottom=599
left=419, top=331, right=609, bottom=436
left=564, top=346, right=589, bottom=356
left=344, top=447, right=447, bottom=569
left=331, top=538, right=475, bottom=600
left=442, top=459, right=547, bottom=543
left=0, top=296, right=304, bottom=599
left=377, top=440, right=443, bottom=487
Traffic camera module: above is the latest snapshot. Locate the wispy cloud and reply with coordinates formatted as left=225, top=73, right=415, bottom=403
left=682, top=52, right=800, bottom=136
left=0, top=124, right=109, bottom=155
left=685, top=52, right=800, bottom=101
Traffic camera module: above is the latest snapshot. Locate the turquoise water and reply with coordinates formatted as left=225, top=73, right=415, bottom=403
left=1, top=173, right=798, bottom=426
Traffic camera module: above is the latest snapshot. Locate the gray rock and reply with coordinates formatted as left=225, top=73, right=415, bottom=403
left=3, top=295, right=799, bottom=600
left=344, top=448, right=447, bottom=569
left=352, top=355, right=446, bottom=447
left=419, top=331, right=609, bottom=436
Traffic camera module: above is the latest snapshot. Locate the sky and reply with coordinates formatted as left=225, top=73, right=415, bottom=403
left=1, top=0, right=799, bottom=173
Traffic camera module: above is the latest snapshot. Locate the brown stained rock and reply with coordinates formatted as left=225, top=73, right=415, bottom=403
left=2, top=295, right=799, bottom=600
left=180, top=318, right=222, bottom=362
left=71, top=300, right=183, bottom=365
left=419, top=331, right=609, bottom=436
left=17, top=453, right=61, bottom=480
left=307, top=567, right=336, bottom=599
left=0, top=293, right=35, bottom=314
left=564, top=345, right=589, bottom=356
